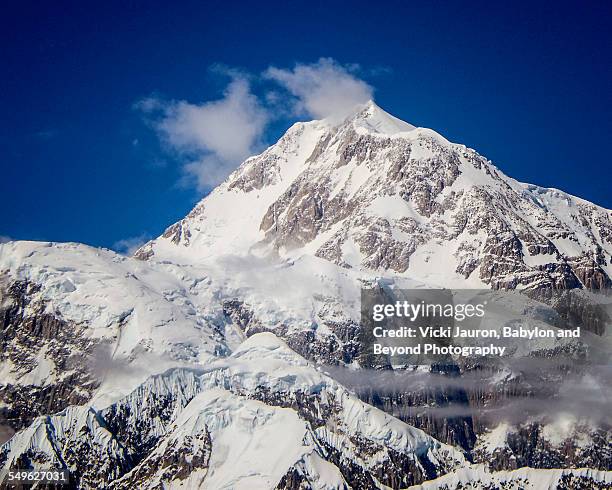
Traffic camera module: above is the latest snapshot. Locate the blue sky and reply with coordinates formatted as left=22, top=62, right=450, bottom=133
left=1, top=1, right=611, bottom=252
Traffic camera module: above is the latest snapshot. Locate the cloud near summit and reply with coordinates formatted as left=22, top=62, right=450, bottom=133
left=136, top=76, right=268, bottom=191
left=264, top=58, right=374, bottom=122
left=136, top=59, right=373, bottom=191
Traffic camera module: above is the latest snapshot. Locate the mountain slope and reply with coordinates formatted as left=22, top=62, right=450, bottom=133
left=138, top=101, right=612, bottom=291
left=1, top=334, right=466, bottom=489
left=408, top=465, right=612, bottom=490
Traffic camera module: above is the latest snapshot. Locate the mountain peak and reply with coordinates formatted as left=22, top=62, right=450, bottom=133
left=138, top=97, right=612, bottom=291
left=348, top=100, right=417, bottom=135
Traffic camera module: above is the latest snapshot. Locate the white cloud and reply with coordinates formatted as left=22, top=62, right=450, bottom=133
left=0, top=235, right=13, bottom=244
left=264, top=58, right=373, bottom=123
left=112, top=234, right=149, bottom=256
left=137, top=59, right=375, bottom=191
left=138, top=77, right=268, bottom=191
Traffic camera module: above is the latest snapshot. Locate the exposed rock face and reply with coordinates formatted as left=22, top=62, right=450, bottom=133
left=409, top=465, right=612, bottom=489
left=102, top=369, right=205, bottom=459
left=472, top=423, right=612, bottom=472
left=112, top=428, right=212, bottom=489
left=0, top=406, right=132, bottom=488
left=229, top=154, right=282, bottom=193
left=0, top=279, right=100, bottom=432
left=222, top=299, right=359, bottom=365
left=358, top=379, right=478, bottom=452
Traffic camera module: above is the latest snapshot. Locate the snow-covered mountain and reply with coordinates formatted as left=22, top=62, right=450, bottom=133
left=138, top=100, right=612, bottom=291
left=1, top=333, right=466, bottom=488
left=1, top=101, right=611, bottom=488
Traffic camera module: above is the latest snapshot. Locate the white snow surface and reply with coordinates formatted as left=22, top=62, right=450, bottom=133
left=408, top=464, right=612, bottom=489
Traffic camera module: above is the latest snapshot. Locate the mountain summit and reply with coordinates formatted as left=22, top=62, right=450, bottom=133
left=138, top=102, right=612, bottom=291
left=347, top=100, right=417, bottom=135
